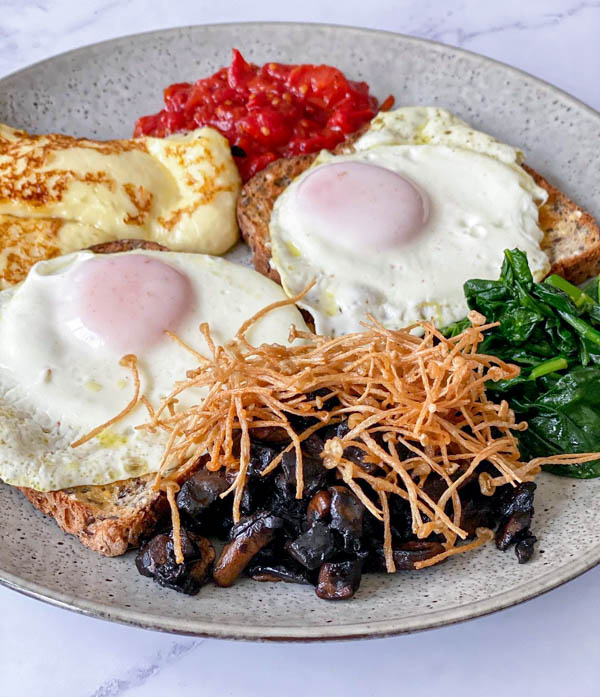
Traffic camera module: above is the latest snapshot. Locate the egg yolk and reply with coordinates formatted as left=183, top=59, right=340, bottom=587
left=295, top=161, right=428, bottom=250
left=66, top=254, right=193, bottom=354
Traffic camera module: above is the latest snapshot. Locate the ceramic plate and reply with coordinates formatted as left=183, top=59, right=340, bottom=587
left=1, top=23, right=599, bottom=641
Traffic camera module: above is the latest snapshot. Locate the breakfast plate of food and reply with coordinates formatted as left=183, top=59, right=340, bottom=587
left=0, top=22, right=600, bottom=641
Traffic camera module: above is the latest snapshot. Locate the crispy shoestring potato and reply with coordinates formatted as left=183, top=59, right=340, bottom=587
left=76, top=288, right=600, bottom=569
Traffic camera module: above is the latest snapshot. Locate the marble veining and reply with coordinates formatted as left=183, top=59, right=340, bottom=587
left=89, top=641, right=203, bottom=697
left=0, top=2, right=599, bottom=696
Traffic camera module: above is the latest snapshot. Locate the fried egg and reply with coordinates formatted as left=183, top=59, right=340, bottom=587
left=268, top=107, right=550, bottom=335
left=0, top=124, right=241, bottom=287
left=0, top=250, right=307, bottom=491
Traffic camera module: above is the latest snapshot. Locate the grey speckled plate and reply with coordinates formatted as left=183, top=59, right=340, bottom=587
left=1, top=23, right=600, bottom=641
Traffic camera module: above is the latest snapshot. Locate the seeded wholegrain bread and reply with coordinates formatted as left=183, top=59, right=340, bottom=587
left=238, top=156, right=600, bottom=287
left=19, top=469, right=199, bottom=557
left=522, top=165, right=600, bottom=284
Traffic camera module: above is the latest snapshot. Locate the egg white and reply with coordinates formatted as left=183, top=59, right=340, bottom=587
left=269, top=107, right=550, bottom=336
left=0, top=250, right=308, bottom=491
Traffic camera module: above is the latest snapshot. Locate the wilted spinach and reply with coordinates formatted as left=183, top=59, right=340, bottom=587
left=445, top=248, right=600, bottom=478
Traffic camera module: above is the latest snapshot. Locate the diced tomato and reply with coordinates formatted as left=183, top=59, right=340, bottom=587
left=134, top=49, right=390, bottom=182
left=163, top=83, right=191, bottom=111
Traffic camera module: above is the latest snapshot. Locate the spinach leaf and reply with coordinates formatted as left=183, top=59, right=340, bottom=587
left=511, top=367, right=600, bottom=478
left=444, top=248, right=600, bottom=478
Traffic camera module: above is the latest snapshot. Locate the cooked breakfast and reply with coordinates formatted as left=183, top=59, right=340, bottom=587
left=1, top=49, right=600, bottom=601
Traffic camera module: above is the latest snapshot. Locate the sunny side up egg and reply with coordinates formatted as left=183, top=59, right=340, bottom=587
left=268, top=107, right=551, bottom=336
left=0, top=250, right=308, bottom=491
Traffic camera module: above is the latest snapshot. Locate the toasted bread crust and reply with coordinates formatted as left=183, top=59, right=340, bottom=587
left=522, top=165, right=600, bottom=284
left=16, top=238, right=180, bottom=557
left=238, top=154, right=316, bottom=283
left=18, top=456, right=203, bottom=557
left=87, top=238, right=169, bottom=255
left=238, top=154, right=600, bottom=288
left=19, top=475, right=167, bottom=556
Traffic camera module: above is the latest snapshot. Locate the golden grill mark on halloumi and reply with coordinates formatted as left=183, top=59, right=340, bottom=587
left=0, top=124, right=241, bottom=286
left=0, top=215, right=62, bottom=288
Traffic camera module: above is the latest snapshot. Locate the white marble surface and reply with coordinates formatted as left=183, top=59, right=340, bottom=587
left=1, top=1, right=600, bottom=695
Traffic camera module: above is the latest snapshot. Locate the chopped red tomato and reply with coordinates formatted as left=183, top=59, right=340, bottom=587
left=134, top=49, right=391, bottom=182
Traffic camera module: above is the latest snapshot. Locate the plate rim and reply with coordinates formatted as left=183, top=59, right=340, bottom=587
left=1, top=20, right=600, bottom=641
left=2, top=20, right=598, bottom=119
left=2, top=548, right=600, bottom=641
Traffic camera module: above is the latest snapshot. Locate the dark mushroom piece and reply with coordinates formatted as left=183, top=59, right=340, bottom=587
left=495, top=482, right=536, bottom=551
left=250, top=426, right=290, bottom=443
left=387, top=495, right=414, bottom=542
left=135, top=529, right=215, bottom=595
left=497, top=481, right=536, bottom=518
left=288, top=521, right=340, bottom=570
left=248, top=441, right=284, bottom=475
left=301, top=433, right=326, bottom=457
left=247, top=560, right=313, bottom=585
left=176, top=469, right=229, bottom=525
left=459, top=481, right=498, bottom=537
left=366, top=540, right=445, bottom=572
left=279, top=449, right=328, bottom=498
left=306, top=490, right=332, bottom=526
left=321, top=420, right=380, bottom=475
left=391, top=540, right=445, bottom=569
left=515, top=534, right=537, bottom=563
left=213, top=511, right=283, bottom=587
left=245, top=544, right=314, bottom=585
left=136, top=533, right=170, bottom=578
left=316, top=559, right=363, bottom=600
left=231, top=441, right=286, bottom=515
left=329, top=486, right=365, bottom=553
left=496, top=510, right=533, bottom=551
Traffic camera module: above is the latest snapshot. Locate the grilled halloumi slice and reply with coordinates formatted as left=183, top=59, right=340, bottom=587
left=0, top=124, right=241, bottom=287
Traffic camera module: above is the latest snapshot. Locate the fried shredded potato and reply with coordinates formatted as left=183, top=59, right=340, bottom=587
left=126, top=294, right=599, bottom=569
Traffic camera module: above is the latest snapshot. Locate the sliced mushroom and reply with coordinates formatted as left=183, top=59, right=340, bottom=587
left=213, top=511, right=283, bottom=587
left=288, top=521, right=340, bottom=570
left=136, top=533, right=170, bottom=578
left=176, top=469, right=229, bottom=524
left=391, top=540, right=445, bottom=570
left=189, top=536, right=217, bottom=585
left=248, top=562, right=313, bottom=585
left=280, top=449, right=328, bottom=497
left=329, top=486, right=365, bottom=552
left=250, top=426, right=290, bottom=443
left=497, top=482, right=536, bottom=518
left=136, top=529, right=215, bottom=595
left=496, top=510, right=533, bottom=551
left=248, top=441, right=284, bottom=474
left=316, top=559, right=363, bottom=600
left=515, top=534, right=537, bottom=564
left=459, top=482, right=497, bottom=537
left=306, top=490, right=332, bottom=526
left=367, top=540, right=445, bottom=571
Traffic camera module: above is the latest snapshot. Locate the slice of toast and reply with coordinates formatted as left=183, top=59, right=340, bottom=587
left=238, top=155, right=600, bottom=288
left=15, top=238, right=199, bottom=557
left=19, top=468, right=199, bottom=557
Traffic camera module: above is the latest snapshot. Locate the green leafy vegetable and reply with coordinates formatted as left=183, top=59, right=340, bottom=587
left=446, top=248, right=600, bottom=478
